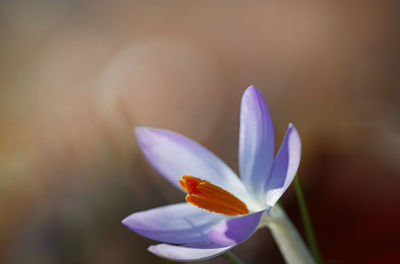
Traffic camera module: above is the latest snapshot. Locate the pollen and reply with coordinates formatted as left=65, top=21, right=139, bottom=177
left=179, top=175, right=249, bottom=216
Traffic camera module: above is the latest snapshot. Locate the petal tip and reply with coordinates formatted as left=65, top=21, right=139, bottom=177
left=134, top=126, right=143, bottom=134
left=289, top=125, right=301, bottom=148
left=147, top=245, right=164, bottom=258
left=242, top=85, right=268, bottom=109
left=135, top=126, right=154, bottom=137
left=121, top=216, right=130, bottom=226
left=135, top=127, right=166, bottom=149
left=286, top=123, right=301, bottom=148
left=244, top=85, right=261, bottom=97
left=134, top=127, right=149, bottom=142
left=147, top=245, right=156, bottom=252
left=120, top=214, right=138, bottom=230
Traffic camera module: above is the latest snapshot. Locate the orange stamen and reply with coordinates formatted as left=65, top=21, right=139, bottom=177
left=179, top=175, right=249, bottom=216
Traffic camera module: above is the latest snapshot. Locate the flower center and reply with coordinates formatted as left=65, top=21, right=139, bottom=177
left=179, top=175, right=249, bottom=216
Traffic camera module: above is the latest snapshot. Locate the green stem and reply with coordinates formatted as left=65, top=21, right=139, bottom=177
left=224, top=251, right=245, bottom=264
left=294, top=176, right=323, bottom=264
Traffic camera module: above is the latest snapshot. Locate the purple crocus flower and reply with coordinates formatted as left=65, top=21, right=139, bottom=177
left=122, top=85, right=301, bottom=262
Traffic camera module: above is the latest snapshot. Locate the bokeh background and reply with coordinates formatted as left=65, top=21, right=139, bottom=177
left=1, top=1, right=400, bottom=263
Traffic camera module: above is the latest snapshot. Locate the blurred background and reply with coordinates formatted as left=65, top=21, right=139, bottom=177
left=1, top=1, right=399, bottom=263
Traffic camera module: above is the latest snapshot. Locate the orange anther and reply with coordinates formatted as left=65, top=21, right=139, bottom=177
left=179, top=175, right=249, bottom=216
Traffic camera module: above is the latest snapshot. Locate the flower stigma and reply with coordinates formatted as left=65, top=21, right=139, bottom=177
left=179, top=175, right=249, bottom=216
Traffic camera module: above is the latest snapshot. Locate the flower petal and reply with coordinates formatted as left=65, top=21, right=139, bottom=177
left=239, top=86, right=275, bottom=199
left=148, top=241, right=233, bottom=262
left=136, top=127, right=253, bottom=203
left=265, top=123, right=301, bottom=207
left=122, top=203, right=226, bottom=244
left=208, top=210, right=265, bottom=246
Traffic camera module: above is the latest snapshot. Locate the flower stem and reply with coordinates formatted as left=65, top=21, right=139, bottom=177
left=262, top=205, right=315, bottom=264
left=224, top=251, right=245, bottom=264
left=294, top=177, right=323, bottom=264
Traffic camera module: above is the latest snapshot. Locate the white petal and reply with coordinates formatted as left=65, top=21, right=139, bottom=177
left=148, top=241, right=233, bottom=262
left=239, top=86, right=275, bottom=200
left=265, top=124, right=301, bottom=207
left=208, top=210, right=264, bottom=246
left=136, top=127, right=253, bottom=204
left=122, top=203, right=227, bottom=244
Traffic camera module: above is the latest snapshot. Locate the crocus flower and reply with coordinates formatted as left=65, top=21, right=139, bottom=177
left=122, top=85, right=301, bottom=262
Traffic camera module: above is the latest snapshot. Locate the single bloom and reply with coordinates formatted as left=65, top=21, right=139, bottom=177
left=122, top=85, right=301, bottom=262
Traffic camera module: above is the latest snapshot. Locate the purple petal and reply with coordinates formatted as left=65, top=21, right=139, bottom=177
left=136, top=127, right=252, bottom=203
left=265, top=124, right=301, bottom=207
left=122, top=203, right=226, bottom=244
left=148, top=241, right=233, bottom=262
left=208, top=210, right=265, bottom=246
left=239, top=86, right=275, bottom=199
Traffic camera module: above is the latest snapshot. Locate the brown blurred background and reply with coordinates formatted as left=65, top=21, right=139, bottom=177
left=1, top=1, right=400, bottom=263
